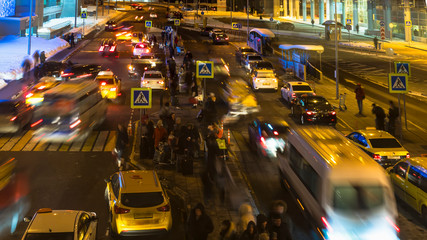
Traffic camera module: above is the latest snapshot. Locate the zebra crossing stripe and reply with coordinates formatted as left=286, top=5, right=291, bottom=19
left=81, top=132, right=99, bottom=152
left=0, top=133, right=24, bottom=151
left=22, top=137, right=39, bottom=151
left=69, top=139, right=84, bottom=152
left=33, top=141, right=49, bottom=152
left=11, top=131, right=34, bottom=151
left=47, top=142, right=61, bottom=151
left=93, top=131, right=109, bottom=151
left=0, top=134, right=12, bottom=149
left=59, top=143, right=71, bottom=152
left=104, top=131, right=117, bottom=152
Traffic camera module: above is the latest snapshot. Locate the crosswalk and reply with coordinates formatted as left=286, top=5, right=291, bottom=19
left=337, top=59, right=388, bottom=77
left=0, top=130, right=117, bottom=152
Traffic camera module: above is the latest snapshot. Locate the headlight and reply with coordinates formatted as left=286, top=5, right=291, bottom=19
left=128, top=65, right=133, bottom=70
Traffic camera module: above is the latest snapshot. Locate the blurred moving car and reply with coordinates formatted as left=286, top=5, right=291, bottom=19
left=116, top=31, right=133, bottom=42
left=32, top=81, right=107, bottom=142
left=131, top=32, right=146, bottom=45
left=150, top=12, right=158, bottom=18
left=25, top=77, right=62, bottom=106
left=130, top=3, right=140, bottom=8
left=209, top=28, right=224, bottom=38
left=242, top=53, right=263, bottom=71
left=134, top=15, right=144, bottom=22
left=98, top=39, right=119, bottom=58
left=347, top=129, right=410, bottom=167
left=21, top=208, right=98, bottom=240
left=0, top=99, right=33, bottom=134
left=35, top=61, right=67, bottom=80
left=291, top=95, right=336, bottom=126
left=251, top=69, right=278, bottom=91
left=235, top=47, right=256, bottom=65
left=387, top=157, right=427, bottom=226
left=95, top=70, right=122, bottom=100
left=200, top=27, right=214, bottom=36
left=118, top=21, right=134, bottom=31
left=281, top=81, right=315, bottom=104
left=128, top=55, right=165, bottom=79
left=136, top=5, right=143, bottom=10
left=277, top=21, right=295, bottom=30
left=105, top=170, right=172, bottom=237
left=248, top=117, right=290, bottom=158
left=133, top=42, right=151, bottom=57
left=213, top=33, right=229, bottom=44
left=61, top=64, right=102, bottom=81
left=141, top=71, right=166, bottom=90
left=105, top=20, right=118, bottom=31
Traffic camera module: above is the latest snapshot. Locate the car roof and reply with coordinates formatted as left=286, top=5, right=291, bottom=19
left=97, top=71, right=114, bottom=76
left=144, top=70, right=162, bottom=74
left=288, top=81, right=310, bottom=86
left=256, top=117, right=290, bottom=127
left=119, top=170, right=162, bottom=193
left=255, top=69, right=274, bottom=73
left=28, top=209, right=80, bottom=233
left=354, top=129, right=396, bottom=139
left=405, top=157, right=427, bottom=175
left=240, top=47, right=253, bottom=50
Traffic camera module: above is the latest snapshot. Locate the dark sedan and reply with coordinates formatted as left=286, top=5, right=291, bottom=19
left=105, top=20, right=119, bottom=31
left=235, top=47, right=256, bottom=64
left=200, top=27, right=214, bottom=36
left=98, top=39, right=119, bottom=58
left=291, top=95, right=337, bottom=126
left=35, top=61, right=67, bottom=79
left=61, top=64, right=102, bottom=81
left=213, top=33, right=229, bottom=44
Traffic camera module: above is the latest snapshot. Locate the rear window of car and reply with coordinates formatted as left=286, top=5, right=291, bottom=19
left=257, top=72, right=275, bottom=78
left=145, top=73, right=162, bottom=78
left=241, top=48, right=255, bottom=53
left=121, top=192, right=164, bottom=208
left=97, top=77, right=115, bottom=85
left=369, top=138, right=402, bottom=148
left=0, top=102, right=16, bottom=114
left=256, top=62, right=273, bottom=69
left=135, top=44, right=148, bottom=48
left=292, top=85, right=312, bottom=91
left=248, top=56, right=263, bottom=61
left=261, top=123, right=289, bottom=135
left=305, top=97, right=329, bottom=106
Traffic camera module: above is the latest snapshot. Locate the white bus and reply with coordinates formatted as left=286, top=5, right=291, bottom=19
left=277, top=126, right=399, bottom=240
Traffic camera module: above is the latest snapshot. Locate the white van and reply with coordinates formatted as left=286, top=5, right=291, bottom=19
left=277, top=126, right=399, bottom=240
left=32, top=81, right=107, bottom=142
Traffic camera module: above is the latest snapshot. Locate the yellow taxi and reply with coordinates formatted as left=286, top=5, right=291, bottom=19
left=387, top=157, right=427, bottom=226
left=25, top=77, right=62, bottom=106
left=116, top=31, right=133, bottom=41
left=131, top=32, right=146, bottom=45
left=105, top=170, right=172, bottom=237
left=21, top=208, right=98, bottom=240
left=94, top=70, right=121, bottom=100
left=346, top=128, right=409, bottom=168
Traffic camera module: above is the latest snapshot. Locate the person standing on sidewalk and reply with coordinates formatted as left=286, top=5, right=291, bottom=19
left=220, top=220, right=238, bottom=240
left=387, top=101, right=399, bottom=136
left=354, top=83, right=365, bottom=116
left=70, top=33, right=75, bottom=48
left=371, top=103, right=386, bottom=130
left=187, top=203, right=214, bottom=240
left=239, top=221, right=258, bottom=240
left=356, top=24, right=359, bottom=34
left=373, top=36, right=378, bottom=50
left=268, top=213, right=292, bottom=240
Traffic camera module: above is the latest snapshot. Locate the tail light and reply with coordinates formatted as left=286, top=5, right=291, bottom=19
left=114, top=205, right=130, bottom=214
left=26, top=93, right=34, bottom=98
left=158, top=81, right=164, bottom=85
left=31, top=119, right=43, bottom=128
left=260, top=137, right=267, bottom=147
left=98, top=46, right=105, bottom=52
left=157, top=204, right=170, bottom=212
left=61, top=73, right=74, bottom=77
left=144, top=67, right=148, bottom=70
left=321, top=217, right=333, bottom=233
left=101, top=82, right=107, bottom=86
left=110, top=87, right=117, bottom=92
left=10, top=116, right=17, bottom=122
left=128, top=65, right=133, bottom=70
left=37, top=85, right=46, bottom=90
left=273, top=131, right=279, bottom=136
left=70, top=119, right=81, bottom=129
left=306, top=111, right=313, bottom=115
left=216, top=37, right=219, bottom=40
left=292, top=93, right=296, bottom=98
left=330, top=111, right=336, bottom=115
left=142, top=80, right=148, bottom=85
left=145, top=49, right=150, bottom=53
left=225, top=37, right=229, bottom=40
left=373, top=154, right=381, bottom=161
left=386, top=217, right=400, bottom=233
left=406, top=153, right=410, bottom=158
left=273, top=78, right=277, bottom=82
left=76, top=73, right=92, bottom=78
left=109, top=46, right=116, bottom=52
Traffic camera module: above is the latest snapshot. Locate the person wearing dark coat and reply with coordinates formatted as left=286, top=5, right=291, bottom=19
left=354, top=83, right=365, bottom=115
left=146, top=119, right=155, bottom=158
left=115, top=124, right=129, bottom=161
left=40, top=51, right=46, bottom=64
left=257, top=214, right=269, bottom=240
left=220, top=220, right=238, bottom=240
left=268, top=213, right=292, bottom=240
left=387, top=101, right=399, bottom=136
left=371, top=103, right=386, bottom=130
left=239, top=221, right=258, bottom=240
left=203, top=93, right=218, bottom=127
left=70, top=33, right=75, bottom=47
left=187, top=203, right=214, bottom=240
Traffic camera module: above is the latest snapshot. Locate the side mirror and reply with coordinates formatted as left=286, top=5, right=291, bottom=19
left=24, top=217, right=31, bottom=223
left=104, top=178, right=111, bottom=183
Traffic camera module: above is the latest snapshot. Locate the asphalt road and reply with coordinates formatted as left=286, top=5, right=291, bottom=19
left=1, top=4, right=427, bottom=240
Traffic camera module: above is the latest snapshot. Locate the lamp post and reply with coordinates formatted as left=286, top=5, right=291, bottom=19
left=334, top=0, right=339, bottom=99
left=247, top=0, right=249, bottom=41
left=28, top=0, right=33, bottom=55
left=389, top=22, right=394, bottom=42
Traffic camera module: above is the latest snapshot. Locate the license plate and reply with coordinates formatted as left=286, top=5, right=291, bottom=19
left=134, top=213, right=153, bottom=219
left=388, top=156, right=400, bottom=160
left=263, top=82, right=270, bottom=85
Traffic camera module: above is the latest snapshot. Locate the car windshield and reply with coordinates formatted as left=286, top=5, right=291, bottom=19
left=145, top=73, right=162, bottom=78
left=25, top=232, right=74, bottom=240
left=256, top=62, right=273, bottom=69
left=369, top=138, right=402, bottom=148
left=261, top=123, right=289, bottom=135
left=292, top=85, right=312, bottom=91
left=248, top=56, right=263, bottom=61
left=216, top=34, right=226, bottom=38
left=0, top=102, right=15, bottom=114
left=121, top=192, right=164, bottom=208
left=97, top=77, right=115, bottom=85
left=333, top=185, right=385, bottom=211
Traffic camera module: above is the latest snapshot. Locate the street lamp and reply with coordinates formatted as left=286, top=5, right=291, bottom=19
left=334, top=0, right=339, bottom=99
left=389, top=23, right=394, bottom=42
left=247, top=0, right=249, bottom=41
left=28, top=0, right=33, bottom=55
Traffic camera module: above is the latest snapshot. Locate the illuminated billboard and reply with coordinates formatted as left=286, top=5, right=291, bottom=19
left=0, top=0, right=15, bottom=17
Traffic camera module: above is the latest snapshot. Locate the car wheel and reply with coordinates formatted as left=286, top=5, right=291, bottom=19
left=300, top=115, right=305, bottom=125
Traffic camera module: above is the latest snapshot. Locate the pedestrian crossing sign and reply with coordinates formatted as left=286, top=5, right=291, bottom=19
left=131, top=88, right=152, bottom=108
left=394, top=62, right=411, bottom=77
left=174, top=19, right=180, bottom=26
left=405, top=20, right=412, bottom=27
left=232, top=22, right=239, bottom=30
left=81, top=8, right=87, bottom=19
left=388, top=74, right=408, bottom=93
left=196, top=61, right=214, bottom=78
left=346, top=18, right=352, bottom=25
left=145, top=21, right=152, bottom=28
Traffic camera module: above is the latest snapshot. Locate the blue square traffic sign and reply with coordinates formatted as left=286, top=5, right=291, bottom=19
left=174, top=19, right=180, bottom=26
left=196, top=61, right=214, bottom=78
left=394, top=62, right=411, bottom=77
left=388, top=74, right=408, bottom=93
left=165, top=26, right=172, bottom=32
left=131, top=88, right=152, bottom=108
left=145, top=21, right=152, bottom=28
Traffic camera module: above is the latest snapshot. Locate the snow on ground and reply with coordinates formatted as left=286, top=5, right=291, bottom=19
left=0, top=36, right=69, bottom=83
left=340, top=41, right=375, bottom=49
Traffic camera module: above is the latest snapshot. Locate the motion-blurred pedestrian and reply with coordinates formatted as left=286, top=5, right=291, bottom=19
left=115, top=124, right=129, bottom=163
left=40, top=51, right=46, bottom=64
left=146, top=119, right=155, bottom=158
left=169, top=43, right=175, bottom=58
left=387, top=101, right=399, bottom=136
left=371, top=103, right=386, bottom=130
left=32, top=50, right=40, bottom=66
left=70, top=33, right=75, bottom=47
left=220, top=220, right=238, bottom=240
left=356, top=24, right=359, bottom=34
left=187, top=203, right=214, bottom=240
left=354, top=83, right=365, bottom=115
left=239, top=221, right=258, bottom=240
left=373, top=36, right=378, bottom=50
left=236, top=203, right=256, bottom=235
left=153, top=120, right=167, bottom=149
left=203, top=93, right=218, bottom=126
left=257, top=214, right=270, bottom=240
left=268, top=213, right=292, bottom=240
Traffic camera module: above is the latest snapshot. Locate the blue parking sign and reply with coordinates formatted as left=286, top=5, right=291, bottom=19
left=196, top=61, right=214, bottom=78
left=131, top=88, right=152, bottom=108
left=145, top=21, right=152, bottom=28
left=388, top=74, right=408, bottom=93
